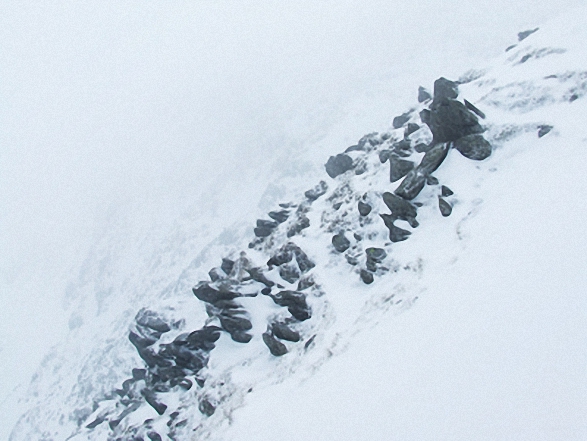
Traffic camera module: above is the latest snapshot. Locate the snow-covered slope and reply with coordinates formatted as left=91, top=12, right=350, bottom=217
left=5, top=5, right=587, bottom=441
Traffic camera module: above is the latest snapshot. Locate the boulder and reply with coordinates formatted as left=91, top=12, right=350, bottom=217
left=220, top=258, right=235, bottom=275
left=420, top=142, right=450, bottom=174
left=325, top=154, right=354, bottom=178
left=433, top=77, right=459, bottom=101
left=135, top=310, right=171, bottom=334
left=427, top=99, right=484, bottom=143
left=453, top=134, right=492, bottom=160
left=268, top=210, right=290, bottom=223
left=439, top=197, right=452, bottom=217
left=382, top=192, right=418, bottom=221
left=418, top=86, right=432, bottom=102
left=365, top=247, right=387, bottom=263
left=380, top=214, right=411, bottom=242
left=262, top=332, right=288, bottom=356
left=392, top=112, right=411, bottom=129
left=360, top=269, right=374, bottom=284
left=271, top=323, right=301, bottom=342
left=332, top=233, right=351, bottom=253
left=358, top=201, right=372, bottom=216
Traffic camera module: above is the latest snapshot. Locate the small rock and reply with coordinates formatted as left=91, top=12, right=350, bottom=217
left=287, top=214, right=310, bottom=237
left=389, top=157, right=414, bottom=183
left=420, top=143, right=450, bottom=174
left=464, top=99, right=486, bottom=119
left=192, top=283, right=240, bottom=304
left=268, top=210, right=290, bottom=223
left=325, top=154, right=354, bottom=178
left=379, top=149, right=393, bottom=163
left=392, top=112, right=411, bottom=129
left=136, top=310, right=171, bottom=334
left=263, top=332, right=288, bottom=356
left=208, top=267, right=225, bottom=282
left=366, top=247, right=387, bottom=263
left=426, top=175, right=439, bottom=185
left=538, top=125, right=553, bottom=138
left=382, top=192, right=418, bottom=222
left=199, top=399, right=216, bottom=417
left=304, top=181, right=328, bottom=201
left=439, top=197, right=453, bottom=217
left=380, top=214, right=411, bottom=242
left=297, top=275, right=315, bottom=291
left=279, top=262, right=301, bottom=284
left=418, top=86, right=432, bottom=102
left=271, top=323, right=301, bottom=342
left=441, top=185, right=454, bottom=197
left=332, top=233, right=351, bottom=253
left=147, top=432, right=163, bottom=441
left=518, top=28, right=539, bottom=41
left=221, top=258, right=235, bottom=275
left=404, top=122, right=420, bottom=137
left=360, top=269, right=374, bottom=284
left=358, top=201, right=372, bottom=216
left=453, top=134, right=492, bottom=160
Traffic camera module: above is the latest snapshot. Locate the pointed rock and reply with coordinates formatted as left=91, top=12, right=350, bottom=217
left=390, top=157, right=414, bottom=183
left=439, top=197, right=453, bottom=217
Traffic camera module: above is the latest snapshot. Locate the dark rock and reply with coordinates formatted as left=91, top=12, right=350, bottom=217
left=287, top=214, right=310, bottom=237
left=389, top=157, right=414, bottom=183
left=218, top=314, right=252, bottom=335
left=394, top=169, right=426, bottom=200
left=229, top=331, right=253, bottom=343
left=358, top=201, right=372, bottom=216
left=332, top=202, right=343, bottom=210
left=142, top=390, right=167, bottom=415
left=420, top=143, right=450, bottom=174
left=353, top=233, right=362, bottom=241
left=332, top=233, right=351, bottom=253
left=518, top=28, right=539, bottom=41
left=414, top=143, right=432, bottom=153
left=262, top=332, right=288, bottom=356
left=441, top=185, right=454, bottom=197
left=358, top=133, right=378, bottom=148
left=192, top=283, right=240, bottom=304
left=405, top=123, right=420, bottom=137
left=360, top=269, right=374, bottom=284
left=426, top=175, right=439, bottom=185
left=366, top=247, right=387, bottom=263
left=132, top=368, right=147, bottom=380
left=420, top=109, right=431, bottom=124
left=147, top=432, right=163, bottom=441
left=304, top=181, right=328, bottom=201
left=538, top=125, right=553, bottom=138
left=418, top=86, right=432, bottom=102
left=186, top=326, right=222, bottom=351
left=128, top=331, right=157, bottom=350
left=453, top=134, right=492, bottom=160
left=254, top=220, right=276, bottom=237
left=433, top=77, right=459, bottom=101
left=221, top=258, right=235, bottom=275
left=392, top=139, right=412, bottom=155
left=344, top=144, right=361, bottom=153
left=382, top=192, right=418, bottom=221
left=86, top=415, right=106, bottom=429
left=271, top=323, right=301, bottom=342
left=270, top=290, right=311, bottom=321
left=136, top=310, right=171, bottom=334
left=464, top=99, right=486, bottom=119
left=268, top=210, right=290, bottom=223
left=380, top=214, right=411, bottom=242
left=199, top=399, right=215, bottom=417
left=257, top=219, right=278, bottom=229
left=279, top=262, right=301, bottom=284
left=246, top=267, right=274, bottom=287
left=439, top=197, right=453, bottom=217
left=428, top=99, right=484, bottom=143
left=261, top=287, right=271, bottom=295
left=392, top=112, right=411, bottom=129
left=505, top=44, right=517, bottom=52
left=325, top=154, right=354, bottom=178
left=297, top=276, right=315, bottom=291
left=208, top=267, right=225, bottom=282
left=379, top=149, right=392, bottom=163
left=269, top=242, right=315, bottom=273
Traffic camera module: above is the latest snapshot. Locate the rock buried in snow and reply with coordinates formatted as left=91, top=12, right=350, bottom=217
left=262, top=332, right=288, bottom=356
left=389, top=156, right=414, bottom=183
left=325, top=154, right=354, bottom=178
left=382, top=192, right=417, bottom=222
left=453, top=134, right=492, bottom=160
left=271, top=322, right=301, bottom=342
left=304, top=180, right=328, bottom=201
left=332, top=233, right=351, bottom=253
left=268, top=210, right=290, bottom=223
left=438, top=197, right=453, bottom=217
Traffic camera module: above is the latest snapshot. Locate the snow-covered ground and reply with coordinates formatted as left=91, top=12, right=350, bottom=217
left=2, top=1, right=586, bottom=440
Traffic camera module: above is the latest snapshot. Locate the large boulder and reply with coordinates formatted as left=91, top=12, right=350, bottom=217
left=394, top=169, right=426, bottom=201
left=427, top=99, right=484, bottom=143
left=453, top=134, right=492, bottom=160
left=325, top=154, right=354, bottom=178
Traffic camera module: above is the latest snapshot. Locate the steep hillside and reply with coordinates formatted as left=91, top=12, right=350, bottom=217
left=7, top=6, right=587, bottom=441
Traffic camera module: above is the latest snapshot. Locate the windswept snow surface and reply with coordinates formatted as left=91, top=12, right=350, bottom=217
left=2, top=2, right=587, bottom=440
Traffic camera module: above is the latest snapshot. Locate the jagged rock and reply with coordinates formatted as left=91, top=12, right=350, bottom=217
left=304, top=181, right=328, bottom=201
left=379, top=149, right=392, bottom=163
left=405, top=122, right=420, bottom=137
left=433, top=77, right=459, bottom=101
left=382, top=192, right=418, bottom=221
left=297, top=275, right=315, bottom=291
left=441, top=185, right=454, bottom=197
left=254, top=219, right=278, bottom=238
left=380, top=214, right=411, bottom=242
left=325, top=154, right=354, bottom=178
left=392, top=112, right=411, bottom=129
left=538, top=124, right=553, bottom=137
left=132, top=368, right=146, bottom=380
left=262, top=332, right=288, bottom=356
left=221, top=258, right=235, bottom=275
left=389, top=156, right=414, bottom=183
left=394, top=169, right=426, bottom=200
left=418, top=86, right=432, bottom=102
left=136, top=310, right=171, bottom=334
left=426, top=175, right=439, bottom=185
left=439, top=197, right=453, bottom=216
left=464, top=99, right=486, bottom=119
left=129, top=331, right=157, bottom=350
left=192, top=283, right=240, bottom=304
left=427, top=99, right=484, bottom=143
left=279, top=262, right=301, bottom=284
left=332, top=233, right=350, bottom=253
left=268, top=242, right=315, bottom=273
left=358, top=201, right=372, bottom=216
left=366, top=247, right=387, bottom=263
left=208, top=267, right=225, bottom=282
left=199, top=399, right=215, bottom=417
left=420, top=142, right=450, bottom=174
left=453, top=134, right=492, bottom=160
left=142, top=390, right=167, bottom=415
left=518, top=28, right=539, bottom=41
left=270, top=290, right=311, bottom=321
left=246, top=267, right=274, bottom=287
left=392, top=139, right=412, bottom=157
left=287, top=214, right=310, bottom=237
left=268, top=210, right=290, bottom=223
left=271, top=323, right=301, bottom=342
left=360, top=269, right=374, bottom=284
left=86, top=415, right=106, bottom=429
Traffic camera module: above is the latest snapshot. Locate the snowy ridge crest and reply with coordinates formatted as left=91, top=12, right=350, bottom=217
left=10, top=22, right=587, bottom=440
